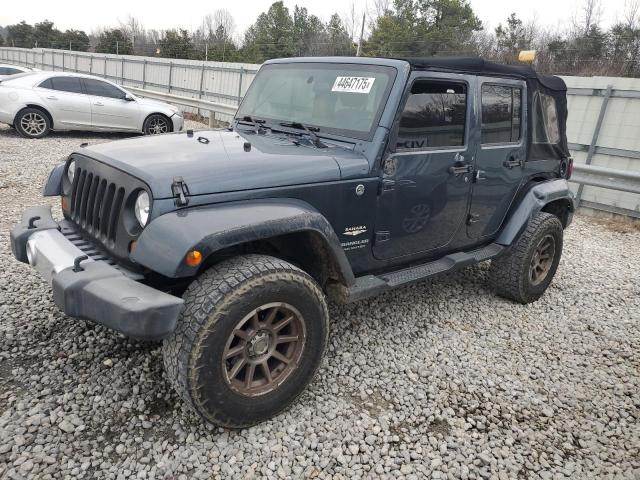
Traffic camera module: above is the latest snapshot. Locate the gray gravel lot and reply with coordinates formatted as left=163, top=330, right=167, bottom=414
left=1, top=122, right=639, bottom=480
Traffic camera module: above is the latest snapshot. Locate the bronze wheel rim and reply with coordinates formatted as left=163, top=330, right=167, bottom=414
left=222, top=302, right=306, bottom=397
left=530, top=234, right=556, bottom=286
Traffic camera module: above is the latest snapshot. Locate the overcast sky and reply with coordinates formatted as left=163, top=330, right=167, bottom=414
left=0, top=0, right=631, bottom=37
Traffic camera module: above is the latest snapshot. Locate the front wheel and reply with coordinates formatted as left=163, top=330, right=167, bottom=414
left=489, top=212, right=564, bottom=304
left=143, top=114, right=171, bottom=135
left=163, top=254, right=329, bottom=428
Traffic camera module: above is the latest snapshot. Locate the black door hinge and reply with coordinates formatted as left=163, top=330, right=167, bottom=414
left=467, top=213, right=480, bottom=225
left=171, top=176, right=190, bottom=207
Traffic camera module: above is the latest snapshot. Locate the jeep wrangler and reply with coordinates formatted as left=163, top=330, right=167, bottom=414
left=10, top=56, right=574, bottom=428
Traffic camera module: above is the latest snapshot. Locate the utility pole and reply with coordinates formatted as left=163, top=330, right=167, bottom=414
left=356, top=12, right=366, bottom=56
left=69, top=40, right=72, bottom=51
left=205, top=43, right=208, bottom=62
left=116, top=41, right=119, bottom=55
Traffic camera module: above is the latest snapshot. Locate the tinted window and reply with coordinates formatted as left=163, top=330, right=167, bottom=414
left=397, top=80, right=467, bottom=150
left=0, top=67, right=22, bottom=75
left=83, top=79, right=126, bottom=99
left=39, top=78, right=53, bottom=89
left=47, top=76, right=84, bottom=94
left=534, top=93, right=560, bottom=144
left=481, top=85, right=522, bottom=144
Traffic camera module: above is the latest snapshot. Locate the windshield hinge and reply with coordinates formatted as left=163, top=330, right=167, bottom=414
left=171, top=176, right=190, bottom=207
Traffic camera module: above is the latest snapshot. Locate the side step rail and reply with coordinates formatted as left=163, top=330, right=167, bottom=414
left=343, top=243, right=504, bottom=303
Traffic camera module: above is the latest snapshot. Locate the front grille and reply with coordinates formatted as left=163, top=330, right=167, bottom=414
left=69, top=167, right=125, bottom=247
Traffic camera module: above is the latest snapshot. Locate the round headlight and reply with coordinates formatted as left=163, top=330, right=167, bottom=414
left=134, top=191, right=151, bottom=227
left=67, top=160, right=76, bottom=183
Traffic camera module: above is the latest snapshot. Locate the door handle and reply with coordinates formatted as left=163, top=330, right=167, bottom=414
left=503, top=155, right=523, bottom=169
left=449, top=162, right=472, bottom=176
left=94, top=102, right=104, bottom=106
left=46, top=96, right=57, bottom=100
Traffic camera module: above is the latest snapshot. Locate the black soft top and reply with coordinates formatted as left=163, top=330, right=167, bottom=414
left=398, top=56, right=569, bottom=161
left=399, top=56, right=566, bottom=91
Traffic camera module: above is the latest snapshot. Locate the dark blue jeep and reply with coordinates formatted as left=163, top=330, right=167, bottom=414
left=10, top=56, right=574, bottom=427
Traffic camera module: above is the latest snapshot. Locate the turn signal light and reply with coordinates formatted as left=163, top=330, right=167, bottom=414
left=61, top=196, right=69, bottom=211
left=185, top=250, right=203, bottom=267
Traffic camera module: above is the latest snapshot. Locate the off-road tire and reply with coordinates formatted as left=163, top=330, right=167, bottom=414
left=14, top=107, right=51, bottom=139
left=162, top=254, right=329, bottom=428
left=489, top=212, right=564, bottom=304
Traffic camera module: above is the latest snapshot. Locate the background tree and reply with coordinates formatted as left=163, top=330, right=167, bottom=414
left=157, top=29, right=195, bottom=59
left=62, top=29, right=90, bottom=51
left=95, top=29, right=133, bottom=54
left=7, top=21, right=35, bottom=47
left=243, top=2, right=295, bottom=62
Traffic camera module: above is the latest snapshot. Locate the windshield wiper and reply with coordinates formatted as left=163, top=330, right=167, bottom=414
left=238, top=115, right=268, bottom=134
left=278, top=122, right=327, bottom=148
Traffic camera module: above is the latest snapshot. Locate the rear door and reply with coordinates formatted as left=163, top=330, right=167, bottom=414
left=36, top=76, right=91, bottom=128
left=373, top=72, right=477, bottom=260
left=467, top=78, right=527, bottom=240
left=82, top=78, right=141, bottom=131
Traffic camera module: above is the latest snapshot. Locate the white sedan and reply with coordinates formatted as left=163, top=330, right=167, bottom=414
left=0, top=71, right=184, bottom=138
left=0, top=63, right=39, bottom=79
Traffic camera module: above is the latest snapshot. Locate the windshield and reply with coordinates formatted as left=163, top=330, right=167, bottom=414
left=237, top=63, right=396, bottom=140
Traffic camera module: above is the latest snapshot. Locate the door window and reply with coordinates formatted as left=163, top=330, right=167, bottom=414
left=396, top=80, right=467, bottom=150
left=83, top=79, right=126, bottom=99
left=40, top=76, right=84, bottom=94
left=481, top=84, right=522, bottom=144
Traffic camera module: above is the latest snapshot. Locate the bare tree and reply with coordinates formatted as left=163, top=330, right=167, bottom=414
left=200, top=9, right=236, bottom=44
left=623, top=0, right=640, bottom=28
left=118, top=15, right=146, bottom=50
left=572, top=0, right=603, bottom=35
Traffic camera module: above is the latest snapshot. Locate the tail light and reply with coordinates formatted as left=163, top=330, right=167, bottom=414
left=567, top=157, right=574, bottom=179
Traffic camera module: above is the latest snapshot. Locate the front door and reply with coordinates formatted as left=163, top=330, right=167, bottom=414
left=467, top=78, right=527, bottom=239
left=373, top=72, right=477, bottom=260
left=82, top=78, right=141, bottom=131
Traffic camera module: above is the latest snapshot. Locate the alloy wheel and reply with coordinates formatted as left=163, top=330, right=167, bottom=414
left=222, top=302, right=306, bottom=397
left=529, top=234, right=556, bottom=286
left=20, top=113, right=47, bottom=136
left=148, top=117, right=168, bottom=134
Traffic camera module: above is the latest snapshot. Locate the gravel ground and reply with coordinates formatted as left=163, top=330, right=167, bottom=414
left=1, top=122, right=639, bottom=480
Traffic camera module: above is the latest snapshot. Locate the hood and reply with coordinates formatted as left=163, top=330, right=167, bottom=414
left=135, top=96, right=179, bottom=112
left=78, top=129, right=369, bottom=198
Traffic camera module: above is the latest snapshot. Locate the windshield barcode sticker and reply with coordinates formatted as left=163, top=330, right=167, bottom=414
left=332, top=76, right=375, bottom=93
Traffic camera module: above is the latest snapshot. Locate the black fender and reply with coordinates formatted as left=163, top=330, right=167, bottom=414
left=131, top=198, right=355, bottom=284
left=43, top=164, right=65, bottom=196
left=496, top=179, right=575, bottom=246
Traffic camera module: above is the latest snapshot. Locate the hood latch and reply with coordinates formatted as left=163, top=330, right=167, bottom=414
left=171, top=176, right=190, bottom=207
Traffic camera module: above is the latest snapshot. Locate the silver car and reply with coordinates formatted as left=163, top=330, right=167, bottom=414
left=0, top=71, right=184, bottom=138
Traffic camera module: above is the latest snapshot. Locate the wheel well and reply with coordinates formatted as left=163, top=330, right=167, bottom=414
left=144, top=112, right=173, bottom=132
left=542, top=199, right=573, bottom=228
left=199, top=231, right=348, bottom=292
left=17, top=105, right=54, bottom=129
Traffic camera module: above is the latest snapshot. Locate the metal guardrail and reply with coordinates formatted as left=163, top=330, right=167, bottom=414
left=571, top=164, right=640, bottom=196
left=126, top=87, right=238, bottom=127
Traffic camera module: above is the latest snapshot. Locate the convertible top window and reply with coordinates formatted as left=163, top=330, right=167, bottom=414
left=237, top=63, right=396, bottom=140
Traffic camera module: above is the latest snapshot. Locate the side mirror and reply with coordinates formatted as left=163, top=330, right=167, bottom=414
left=124, top=93, right=135, bottom=102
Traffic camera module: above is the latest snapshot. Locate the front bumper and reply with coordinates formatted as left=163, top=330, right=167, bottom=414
left=10, top=206, right=184, bottom=340
left=171, top=113, right=184, bottom=132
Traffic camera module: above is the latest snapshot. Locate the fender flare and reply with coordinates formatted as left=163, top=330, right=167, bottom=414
left=496, top=179, right=575, bottom=246
left=131, top=198, right=355, bottom=284
left=43, top=163, right=65, bottom=196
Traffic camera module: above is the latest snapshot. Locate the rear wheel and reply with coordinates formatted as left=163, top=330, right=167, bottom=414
left=163, top=254, right=329, bottom=428
left=143, top=114, right=171, bottom=135
left=489, top=212, right=564, bottom=304
left=15, top=108, right=51, bottom=139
